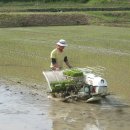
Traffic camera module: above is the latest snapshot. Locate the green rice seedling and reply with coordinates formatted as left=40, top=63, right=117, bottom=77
left=50, top=80, right=75, bottom=92
left=63, top=69, right=83, bottom=77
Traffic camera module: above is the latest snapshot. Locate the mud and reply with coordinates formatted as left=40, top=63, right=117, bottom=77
left=0, top=78, right=130, bottom=130
left=49, top=96, right=130, bottom=130
left=0, top=79, right=52, bottom=130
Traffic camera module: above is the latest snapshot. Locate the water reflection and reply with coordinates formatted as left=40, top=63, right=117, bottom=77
left=0, top=81, right=53, bottom=130
left=49, top=95, right=130, bottom=130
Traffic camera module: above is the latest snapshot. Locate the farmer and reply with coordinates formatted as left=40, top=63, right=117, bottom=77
left=50, top=39, right=72, bottom=70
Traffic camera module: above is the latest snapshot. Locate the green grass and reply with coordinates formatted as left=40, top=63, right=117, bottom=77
left=0, top=1, right=130, bottom=12
left=0, top=25, right=130, bottom=97
left=86, top=11, right=130, bottom=27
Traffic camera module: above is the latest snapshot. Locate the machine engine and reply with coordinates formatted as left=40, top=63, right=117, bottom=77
left=84, top=73, right=108, bottom=96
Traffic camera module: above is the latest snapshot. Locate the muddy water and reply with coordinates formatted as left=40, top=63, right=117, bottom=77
left=49, top=97, right=130, bottom=130
left=0, top=79, right=52, bottom=130
left=0, top=55, right=130, bottom=130
left=0, top=79, right=130, bottom=130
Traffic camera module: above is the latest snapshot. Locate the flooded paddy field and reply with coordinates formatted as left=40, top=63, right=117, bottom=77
left=0, top=25, right=130, bottom=130
left=0, top=79, right=52, bottom=130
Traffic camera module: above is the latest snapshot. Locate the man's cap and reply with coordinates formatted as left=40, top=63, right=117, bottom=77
left=56, top=39, right=68, bottom=47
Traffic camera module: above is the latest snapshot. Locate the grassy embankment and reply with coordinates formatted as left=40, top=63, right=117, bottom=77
left=0, top=1, right=130, bottom=27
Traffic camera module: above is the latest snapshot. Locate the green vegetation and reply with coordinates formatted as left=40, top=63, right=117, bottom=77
left=86, top=11, right=130, bottom=27
left=0, top=11, right=130, bottom=27
left=0, top=25, right=130, bottom=96
left=0, top=0, right=129, bottom=5
left=0, top=0, right=130, bottom=96
left=0, top=25, right=129, bottom=90
left=0, top=0, right=129, bottom=27
left=0, top=13, right=88, bottom=27
left=63, top=69, right=83, bottom=77
left=0, top=0, right=130, bottom=12
left=50, top=68, right=84, bottom=92
left=50, top=80, right=74, bottom=92
left=0, top=11, right=129, bottom=27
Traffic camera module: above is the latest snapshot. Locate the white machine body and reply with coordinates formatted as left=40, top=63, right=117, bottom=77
left=83, top=72, right=108, bottom=96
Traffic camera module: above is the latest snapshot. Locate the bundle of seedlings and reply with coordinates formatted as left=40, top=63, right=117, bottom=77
left=63, top=68, right=84, bottom=82
left=50, top=80, right=75, bottom=93
left=63, top=68, right=83, bottom=77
